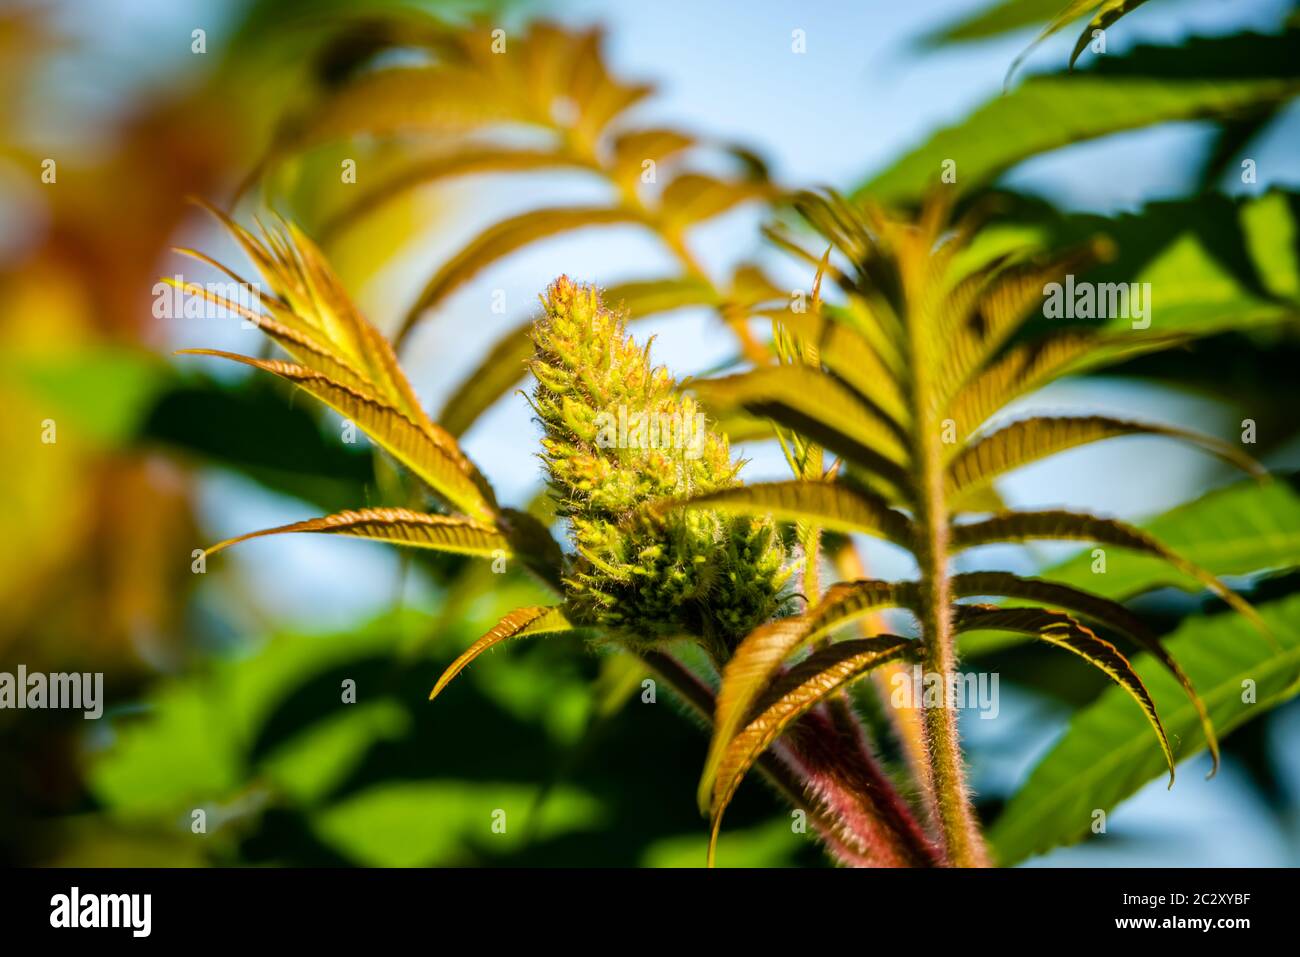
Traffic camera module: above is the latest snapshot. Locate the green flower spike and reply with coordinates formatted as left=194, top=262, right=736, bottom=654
left=530, top=276, right=790, bottom=663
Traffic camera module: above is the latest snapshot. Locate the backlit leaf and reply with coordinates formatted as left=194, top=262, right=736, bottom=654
left=177, top=349, right=496, bottom=521
left=708, top=635, right=915, bottom=863
left=204, top=507, right=509, bottom=559
left=428, top=606, right=573, bottom=701
left=947, top=414, right=1264, bottom=495
left=954, top=605, right=1174, bottom=784
left=990, top=594, right=1300, bottom=864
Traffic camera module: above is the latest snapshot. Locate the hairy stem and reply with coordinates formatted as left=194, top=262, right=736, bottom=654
left=832, top=540, right=935, bottom=815
left=640, top=649, right=936, bottom=867
left=913, top=421, right=988, bottom=866
left=906, top=289, right=988, bottom=867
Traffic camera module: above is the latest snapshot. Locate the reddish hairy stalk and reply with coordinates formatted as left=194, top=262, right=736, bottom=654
left=784, top=705, right=939, bottom=867
left=832, top=540, right=936, bottom=822
left=641, top=650, right=937, bottom=867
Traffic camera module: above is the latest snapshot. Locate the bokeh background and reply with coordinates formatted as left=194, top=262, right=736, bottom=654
left=2, top=0, right=1299, bottom=866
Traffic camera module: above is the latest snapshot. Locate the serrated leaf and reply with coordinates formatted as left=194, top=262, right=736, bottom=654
left=767, top=308, right=909, bottom=427
left=934, top=244, right=1105, bottom=405
left=204, top=507, right=509, bottom=559
left=951, top=571, right=1218, bottom=772
left=691, top=366, right=910, bottom=487
left=989, top=594, right=1300, bottom=864
left=950, top=508, right=1265, bottom=634
left=1040, top=477, right=1300, bottom=598
left=672, top=480, right=916, bottom=546
left=189, top=204, right=433, bottom=428
left=947, top=414, right=1263, bottom=496
left=177, top=349, right=496, bottom=521
left=398, top=206, right=644, bottom=338
left=428, top=606, right=573, bottom=701
left=956, top=604, right=1175, bottom=783
left=947, top=331, right=1186, bottom=439
left=707, top=634, right=914, bottom=863
left=697, top=580, right=912, bottom=813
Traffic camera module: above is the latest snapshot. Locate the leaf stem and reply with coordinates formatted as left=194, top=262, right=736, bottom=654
left=913, top=409, right=989, bottom=866
left=639, top=649, right=935, bottom=866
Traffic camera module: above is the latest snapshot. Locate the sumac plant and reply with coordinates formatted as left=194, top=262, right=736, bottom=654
left=167, top=12, right=1300, bottom=867
left=177, top=188, right=1273, bottom=868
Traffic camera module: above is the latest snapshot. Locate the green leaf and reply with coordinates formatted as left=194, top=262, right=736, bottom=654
left=672, top=480, right=916, bottom=546
left=312, top=781, right=603, bottom=867
left=429, top=606, right=573, bottom=701
left=917, top=0, right=1070, bottom=47
left=989, top=593, right=1300, bottom=864
left=204, top=507, right=510, bottom=559
left=1005, top=1, right=1158, bottom=86
left=855, top=31, right=1300, bottom=205
left=707, top=635, right=914, bottom=864
left=1040, top=478, right=1300, bottom=599
left=955, top=605, right=1175, bottom=784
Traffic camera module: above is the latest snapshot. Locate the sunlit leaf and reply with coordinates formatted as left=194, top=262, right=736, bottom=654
left=672, top=480, right=916, bottom=546
left=319, top=147, right=595, bottom=237
left=857, top=30, right=1300, bottom=204
left=691, top=366, right=910, bottom=486
left=1040, top=477, right=1300, bottom=598
left=205, top=507, right=509, bottom=561
left=697, top=580, right=913, bottom=813
left=177, top=349, right=496, bottom=520
left=950, top=508, right=1265, bottom=634
left=429, top=605, right=573, bottom=701
left=954, top=605, right=1174, bottom=784
left=947, top=414, right=1264, bottom=495
left=707, top=635, right=915, bottom=863
left=950, top=571, right=1218, bottom=772
left=398, top=206, right=644, bottom=337
left=990, top=594, right=1300, bottom=864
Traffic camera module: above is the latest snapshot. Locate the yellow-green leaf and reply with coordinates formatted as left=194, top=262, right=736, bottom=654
left=950, top=571, right=1218, bottom=773
left=177, top=349, right=496, bottom=521
left=672, top=480, right=915, bottom=546
left=697, top=580, right=912, bottom=813
left=204, top=507, right=509, bottom=560
left=947, top=414, right=1264, bottom=494
left=707, top=634, right=914, bottom=864
left=398, top=206, right=645, bottom=338
left=429, top=606, right=573, bottom=701
left=950, top=509, right=1266, bottom=637
left=954, top=605, right=1174, bottom=784
left=691, top=366, right=910, bottom=487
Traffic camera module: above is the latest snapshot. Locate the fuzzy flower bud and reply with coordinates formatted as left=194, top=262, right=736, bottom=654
left=530, top=276, right=789, bottom=661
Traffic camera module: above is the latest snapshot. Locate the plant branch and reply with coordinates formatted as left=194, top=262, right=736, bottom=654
left=639, top=649, right=936, bottom=867
left=909, top=379, right=989, bottom=867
